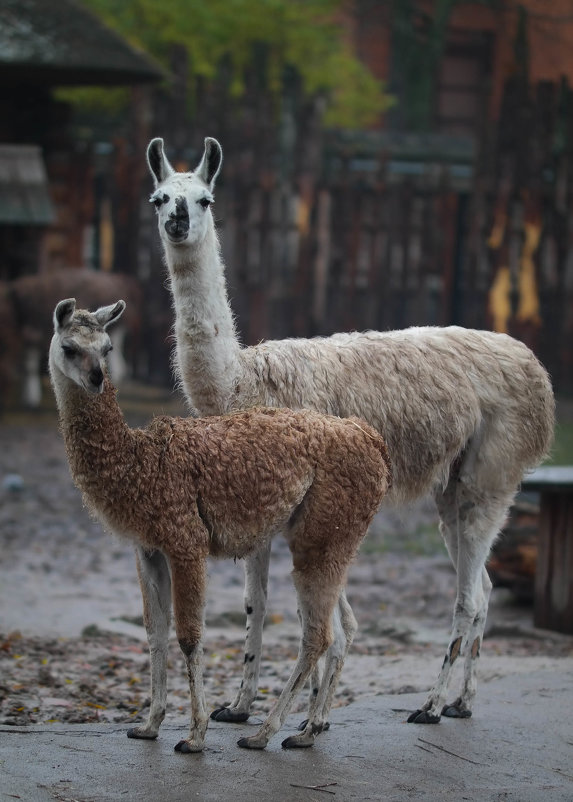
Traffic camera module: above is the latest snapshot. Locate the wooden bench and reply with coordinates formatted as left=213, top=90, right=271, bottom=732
left=521, top=466, right=573, bottom=634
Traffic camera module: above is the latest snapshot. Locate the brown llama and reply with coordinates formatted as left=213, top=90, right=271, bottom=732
left=48, top=297, right=391, bottom=752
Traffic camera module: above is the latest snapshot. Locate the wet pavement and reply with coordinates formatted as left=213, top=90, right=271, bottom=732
left=1, top=668, right=572, bottom=802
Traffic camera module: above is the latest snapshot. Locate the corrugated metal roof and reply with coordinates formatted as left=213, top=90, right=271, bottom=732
left=0, top=145, right=55, bottom=224
left=0, top=0, right=164, bottom=86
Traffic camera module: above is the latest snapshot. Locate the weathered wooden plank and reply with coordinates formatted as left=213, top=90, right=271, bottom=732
left=522, top=466, right=573, bottom=490
left=533, top=492, right=573, bottom=634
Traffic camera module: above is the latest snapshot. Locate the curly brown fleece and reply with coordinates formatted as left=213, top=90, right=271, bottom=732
left=59, top=378, right=390, bottom=637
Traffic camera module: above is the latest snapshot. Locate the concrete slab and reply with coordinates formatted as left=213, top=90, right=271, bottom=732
left=1, top=669, right=572, bottom=802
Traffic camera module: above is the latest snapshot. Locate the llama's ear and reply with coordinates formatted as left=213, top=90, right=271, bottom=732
left=54, top=298, right=76, bottom=331
left=95, top=300, right=126, bottom=330
left=147, top=138, right=175, bottom=186
left=195, top=137, right=222, bottom=189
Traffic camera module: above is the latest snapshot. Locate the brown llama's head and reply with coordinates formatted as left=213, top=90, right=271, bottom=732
left=50, top=298, right=125, bottom=395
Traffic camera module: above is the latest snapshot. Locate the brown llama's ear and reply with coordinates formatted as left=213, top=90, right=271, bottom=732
left=195, top=137, right=222, bottom=190
left=147, top=138, right=175, bottom=186
left=94, top=300, right=126, bottom=330
left=54, top=298, right=76, bottom=331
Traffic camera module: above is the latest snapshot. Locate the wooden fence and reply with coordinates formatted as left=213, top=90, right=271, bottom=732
left=131, top=78, right=573, bottom=393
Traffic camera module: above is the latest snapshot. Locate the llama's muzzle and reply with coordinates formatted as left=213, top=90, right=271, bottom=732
left=165, top=197, right=190, bottom=242
left=85, top=366, right=104, bottom=394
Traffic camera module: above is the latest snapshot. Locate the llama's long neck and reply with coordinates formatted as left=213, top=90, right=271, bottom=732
left=52, top=371, right=132, bottom=499
left=164, top=223, right=243, bottom=415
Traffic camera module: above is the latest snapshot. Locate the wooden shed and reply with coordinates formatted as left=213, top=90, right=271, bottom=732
left=0, top=0, right=163, bottom=281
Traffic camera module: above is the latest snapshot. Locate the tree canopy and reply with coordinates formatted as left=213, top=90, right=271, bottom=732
left=78, top=0, right=392, bottom=128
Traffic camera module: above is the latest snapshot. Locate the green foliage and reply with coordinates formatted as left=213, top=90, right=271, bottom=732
left=392, top=0, right=458, bottom=131
left=391, top=0, right=503, bottom=131
left=548, top=421, right=573, bottom=467
left=77, top=0, right=392, bottom=128
left=54, top=86, right=129, bottom=115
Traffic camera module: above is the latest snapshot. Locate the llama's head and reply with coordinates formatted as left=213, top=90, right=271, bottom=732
left=49, top=298, right=125, bottom=395
left=147, top=137, right=222, bottom=249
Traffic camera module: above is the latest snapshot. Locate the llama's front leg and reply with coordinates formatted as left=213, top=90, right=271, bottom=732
left=175, top=639, right=208, bottom=753
left=127, top=548, right=172, bottom=740
left=211, top=542, right=271, bottom=723
left=171, top=556, right=210, bottom=753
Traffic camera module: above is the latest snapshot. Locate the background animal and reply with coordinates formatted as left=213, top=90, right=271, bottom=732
left=2, top=268, right=141, bottom=408
left=0, top=280, right=19, bottom=413
left=48, top=297, right=391, bottom=752
left=146, top=134, right=555, bottom=729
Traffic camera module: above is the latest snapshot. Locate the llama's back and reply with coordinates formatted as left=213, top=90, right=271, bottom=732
left=178, top=407, right=390, bottom=559
left=240, top=326, right=554, bottom=504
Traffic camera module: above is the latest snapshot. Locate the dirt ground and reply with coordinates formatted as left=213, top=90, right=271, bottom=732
left=1, top=383, right=572, bottom=731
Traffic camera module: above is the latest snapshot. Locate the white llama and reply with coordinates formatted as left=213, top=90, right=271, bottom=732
left=146, top=135, right=555, bottom=729
left=48, top=297, right=391, bottom=751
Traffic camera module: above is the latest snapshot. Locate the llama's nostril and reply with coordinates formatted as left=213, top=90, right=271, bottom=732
left=165, top=197, right=189, bottom=242
left=89, top=367, right=103, bottom=387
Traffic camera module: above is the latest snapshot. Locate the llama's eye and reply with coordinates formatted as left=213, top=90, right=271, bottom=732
left=62, top=345, right=78, bottom=358
left=198, top=197, right=212, bottom=209
left=103, top=345, right=113, bottom=356
left=150, top=192, right=169, bottom=207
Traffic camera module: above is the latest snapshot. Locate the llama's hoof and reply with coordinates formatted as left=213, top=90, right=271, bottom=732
left=237, top=735, right=267, bottom=750
left=282, top=731, right=316, bottom=749
left=407, top=709, right=441, bottom=724
left=174, top=739, right=203, bottom=753
left=442, top=702, right=472, bottom=719
left=126, top=727, right=158, bottom=740
left=297, top=718, right=330, bottom=732
left=211, top=706, right=250, bottom=723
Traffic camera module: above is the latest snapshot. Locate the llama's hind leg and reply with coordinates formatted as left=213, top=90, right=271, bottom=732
left=299, top=664, right=324, bottom=729
left=296, top=606, right=325, bottom=733
left=288, top=591, right=357, bottom=748
left=211, top=542, right=271, bottom=723
left=442, top=566, right=492, bottom=718
left=237, top=571, right=340, bottom=750
left=296, top=603, right=325, bottom=734
left=408, top=485, right=513, bottom=724
left=127, top=548, right=172, bottom=740
left=440, top=492, right=509, bottom=720
left=408, top=479, right=514, bottom=724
